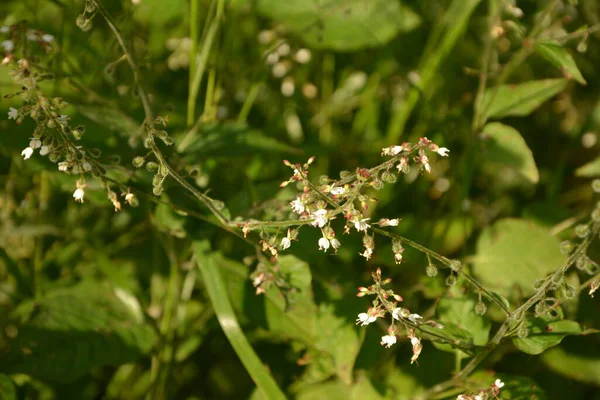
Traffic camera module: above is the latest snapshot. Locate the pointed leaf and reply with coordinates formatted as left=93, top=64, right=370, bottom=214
left=513, top=318, right=582, bottom=355
left=575, top=156, right=600, bottom=177
left=482, top=122, right=539, bottom=183
left=482, top=79, right=568, bottom=119
left=534, top=40, right=586, bottom=85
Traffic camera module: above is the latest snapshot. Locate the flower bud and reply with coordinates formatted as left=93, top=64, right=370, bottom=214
left=132, top=156, right=145, bottom=168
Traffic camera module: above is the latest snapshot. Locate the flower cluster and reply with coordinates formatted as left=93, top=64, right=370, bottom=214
left=355, top=268, right=443, bottom=365
left=456, top=379, right=505, bottom=400
left=2, top=22, right=55, bottom=65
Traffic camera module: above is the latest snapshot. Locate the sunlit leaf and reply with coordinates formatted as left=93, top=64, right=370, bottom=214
left=255, top=0, right=421, bottom=51
left=473, top=219, right=567, bottom=297
left=513, top=318, right=582, bottom=355
left=481, top=79, right=568, bottom=119
left=0, top=282, right=157, bottom=382
left=482, top=122, right=539, bottom=184
left=534, top=40, right=586, bottom=85
left=575, top=156, right=600, bottom=177
left=0, top=374, right=17, bottom=400
left=542, top=347, right=600, bottom=385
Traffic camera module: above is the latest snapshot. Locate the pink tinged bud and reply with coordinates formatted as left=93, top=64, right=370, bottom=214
left=393, top=294, right=403, bottom=302
left=307, top=156, right=315, bottom=164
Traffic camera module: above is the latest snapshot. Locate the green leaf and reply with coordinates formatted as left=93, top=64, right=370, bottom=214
left=534, top=40, right=586, bottom=85
left=193, top=241, right=286, bottom=400
left=0, top=282, right=157, bottom=382
left=296, top=380, right=351, bottom=400
left=482, top=122, right=540, bottom=184
left=75, top=105, right=140, bottom=137
left=473, top=218, right=568, bottom=297
left=179, top=123, right=301, bottom=157
left=513, top=318, right=582, bottom=355
left=542, top=347, right=600, bottom=385
left=0, top=374, right=17, bottom=400
left=481, top=79, right=568, bottom=119
left=255, top=0, right=421, bottom=51
left=468, top=371, right=547, bottom=399
left=430, top=296, right=490, bottom=355
left=575, top=156, right=600, bottom=177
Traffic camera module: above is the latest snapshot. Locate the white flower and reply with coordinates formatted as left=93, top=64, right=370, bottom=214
left=381, top=335, right=397, bottom=348
left=330, top=186, right=345, bottom=196
left=387, top=218, right=399, bottom=226
left=356, top=312, right=377, bottom=326
left=290, top=198, right=305, bottom=214
left=82, top=162, right=92, bottom=172
left=312, top=208, right=328, bottom=228
left=124, top=192, right=135, bottom=205
left=39, top=145, right=50, bottom=156
left=474, top=395, right=483, bottom=400
left=494, top=379, right=504, bottom=388
left=408, top=313, right=422, bottom=323
left=390, top=145, right=404, bottom=156
left=318, top=237, right=330, bottom=252
left=58, top=162, right=69, bottom=171
left=392, top=307, right=402, bottom=320
left=295, top=48, right=312, bottom=64
left=29, top=138, right=42, bottom=149
left=73, top=187, right=85, bottom=203
left=359, top=247, right=373, bottom=260
left=58, top=114, right=69, bottom=124
left=41, top=34, right=54, bottom=43
left=21, top=147, right=34, bottom=160
left=436, top=147, right=450, bottom=157
left=330, top=238, right=341, bottom=251
left=0, top=26, right=9, bottom=33
left=354, top=218, right=371, bottom=232
left=410, top=336, right=420, bottom=347
left=1, top=40, right=14, bottom=52
left=8, top=107, right=18, bottom=120
left=457, top=395, right=468, bottom=400
left=281, top=236, right=291, bottom=250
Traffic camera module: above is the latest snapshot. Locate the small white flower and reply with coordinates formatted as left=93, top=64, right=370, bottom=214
left=359, top=247, right=373, bottom=260
left=58, top=114, right=69, bottom=124
left=312, top=208, right=328, bottom=228
left=387, top=218, right=399, bottom=226
left=474, top=394, right=483, bottom=400
left=318, top=237, right=330, bottom=252
left=295, top=48, right=312, bottom=64
left=21, top=147, right=34, bottom=160
left=58, top=162, right=69, bottom=171
left=82, top=162, right=92, bottom=172
left=281, top=236, right=291, bottom=250
left=381, top=335, right=397, bottom=348
left=424, top=162, right=431, bottom=173
left=0, top=26, right=9, bottom=33
left=408, top=313, right=422, bottom=323
left=290, top=198, right=305, bottom=214
left=354, top=218, right=371, bottom=232
left=494, top=379, right=504, bottom=388
left=8, top=107, right=18, bottom=120
left=410, top=336, right=420, bottom=347
left=29, top=138, right=42, bottom=149
left=124, top=192, right=135, bottom=205
left=39, top=145, right=50, bottom=156
left=330, top=186, right=345, bottom=196
left=41, top=34, right=54, bottom=43
left=330, top=238, right=341, bottom=251
left=457, top=395, right=468, bottom=400
left=73, top=187, right=85, bottom=203
left=392, top=307, right=402, bottom=320
left=356, top=312, right=377, bottom=326
left=1, top=40, right=14, bottom=52
left=390, top=145, right=404, bottom=156
left=436, top=147, right=450, bottom=157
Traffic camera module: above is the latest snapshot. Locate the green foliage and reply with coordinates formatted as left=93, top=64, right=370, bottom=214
left=513, top=317, right=582, bottom=355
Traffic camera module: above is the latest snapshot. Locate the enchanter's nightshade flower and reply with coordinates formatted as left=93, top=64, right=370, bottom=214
left=354, top=218, right=371, bottom=232
left=356, top=312, right=377, bottom=326
left=318, top=236, right=330, bottom=252
left=281, top=236, right=291, bottom=250
left=73, top=180, right=86, bottom=203
left=359, top=247, right=373, bottom=260
left=29, top=138, right=42, bottom=149
left=390, top=145, right=404, bottom=156
left=312, top=208, right=328, bottom=228
left=392, top=307, right=402, bottom=320
left=330, top=238, right=341, bottom=251
left=494, top=379, right=504, bottom=388
left=8, top=107, right=18, bottom=120
left=420, top=155, right=431, bottom=173
left=58, top=114, right=69, bottom=124
left=58, top=162, right=69, bottom=171
left=436, top=147, right=450, bottom=157
left=457, top=395, right=468, bottom=400
left=381, top=335, right=397, bottom=348
left=290, top=198, right=305, bottom=214
left=408, top=313, right=422, bottom=323
left=39, top=145, right=50, bottom=156
left=330, top=186, right=345, bottom=195
left=21, top=147, right=34, bottom=160
left=474, top=394, right=484, bottom=400
left=410, top=335, right=422, bottom=364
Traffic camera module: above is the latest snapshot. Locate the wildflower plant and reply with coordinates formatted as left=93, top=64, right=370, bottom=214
left=1, top=1, right=600, bottom=399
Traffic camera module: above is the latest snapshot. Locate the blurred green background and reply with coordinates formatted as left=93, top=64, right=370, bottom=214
left=1, top=0, right=600, bottom=399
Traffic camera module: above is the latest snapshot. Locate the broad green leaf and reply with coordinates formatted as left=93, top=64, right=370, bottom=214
left=153, top=202, right=187, bottom=238
left=481, top=79, right=568, bottom=119
left=255, top=0, right=421, bottom=51
left=542, top=347, right=600, bottom=385
left=513, top=318, right=582, bottom=355
left=179, top=123, right=301, bottom=157
left=473, top=218, right=568, bottom=297
left=534, top=40, right=586, bottom=85
left=482, top=122, right=539, bottom=184
left=430, top=296, right=490, bottom=355
left=0, top=282, right=157, bottom=382
left=467, top=371, right=547, bottom=399
left=193, top=241, right=286, bottom=400
left=575, top=156, right=600, bottom=177
left=0, top=374, right=17, bottom=400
